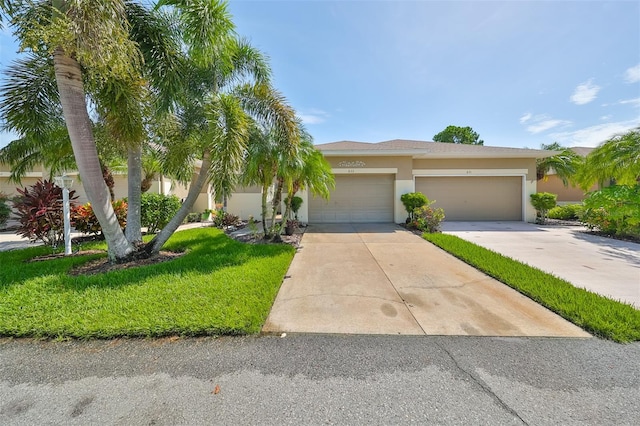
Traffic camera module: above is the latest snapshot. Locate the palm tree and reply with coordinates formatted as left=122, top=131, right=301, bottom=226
left=1, top=0, right=144, bottom=261
left=576, top=128, right=640, bottom=189
left=281, top=136, right=334, bottom=224
left=242, top=124, right=280, bottom=238
left=536, top=142, right=583, bottom=185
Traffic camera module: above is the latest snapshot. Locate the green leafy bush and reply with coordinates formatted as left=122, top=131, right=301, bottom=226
left=140, top=193, right=182, bottom=234
left=406, top=196, right=445, bottom=233
left=547, top=204, right=583, bottom=220
left=411, top=205, right=445, bottom=233
left=213, top=209, right=240, bottom=228
left=401, top=192, right=428, bottom=221
left=581, top=185, right=640, bottom=238
left=13, top=179, right=78, bottom=246
left=72, top=200, right=127, bottom=236
left=530, top=192, right=557, bottom=223
left=284, top=195, right=303, bottom=219
left=0, top=192, right=11, bottom=228
left=185, top=212, right=201, bottom=223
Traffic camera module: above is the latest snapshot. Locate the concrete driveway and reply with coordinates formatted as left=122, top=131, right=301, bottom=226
left=263, top=223, right=589, bottom=337
left=442, top=221, right=640, bottom=309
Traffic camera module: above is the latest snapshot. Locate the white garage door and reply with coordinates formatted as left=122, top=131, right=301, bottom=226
left=415, top=176, right=522, bottom=221
left=309, top=174, right=394, bottom=223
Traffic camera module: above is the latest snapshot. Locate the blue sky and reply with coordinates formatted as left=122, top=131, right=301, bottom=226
left=1, top=1, right=639, bottom=149
left=227, top=0, right=640, bottom=148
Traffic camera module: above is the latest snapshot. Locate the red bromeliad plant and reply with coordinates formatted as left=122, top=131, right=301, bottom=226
left=73, top=200, right=128, bottom=237
left=14, top=179, right=78, bottom=246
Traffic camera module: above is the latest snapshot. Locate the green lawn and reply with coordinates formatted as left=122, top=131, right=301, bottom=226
left=0, top=228, right=295, bottom=339
left=423, top=233, right=640, bottom=343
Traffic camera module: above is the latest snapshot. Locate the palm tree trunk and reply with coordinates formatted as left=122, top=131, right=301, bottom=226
left=125, top=145, right=143, bottom=243
left=270, top=178, right=284, bottom=233
left=145, top=151, right=212, bottom=255
left=53, top=48, right=134, bottom=262
left=261, top=183, right=269, bottom=238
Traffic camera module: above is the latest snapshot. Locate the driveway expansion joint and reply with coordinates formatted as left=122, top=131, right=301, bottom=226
left=361, top=237, right=426, bottom=335
left=278, top=293, right=408, bottom=304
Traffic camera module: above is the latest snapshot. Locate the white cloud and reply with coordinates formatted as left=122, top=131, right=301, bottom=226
left=619, top=97, right=640, bottom=107
left=521, top=113, right=571, bottom=134
left=527, top=119, right=571, bottom=134
left=570, top=79, right=600, bottom=105
left=519, top=113, right=532, bottom=124
left=298, top=109, right=330, bottom=125
left=600, top=114, right=612, bottom=121
left=624, top=64, right=640, bottom=84
left=550, top=119, right=640, bottom=148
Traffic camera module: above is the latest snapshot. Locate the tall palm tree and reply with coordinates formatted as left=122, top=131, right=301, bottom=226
left=1, top=0, right=144, bottom=261
left=141, top=2, right=298, bottom=254
left=576, top=128, right=640, bottom=189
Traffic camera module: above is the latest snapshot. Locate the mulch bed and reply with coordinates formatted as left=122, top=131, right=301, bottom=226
left=27, top=223, right=303, bottom=277
left=68, top=251, right=185, bottom=276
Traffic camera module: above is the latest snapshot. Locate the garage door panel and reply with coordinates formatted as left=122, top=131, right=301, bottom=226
left=309, top=174, right=394, bottom=223
left=415, top=176, right=522, bottom=221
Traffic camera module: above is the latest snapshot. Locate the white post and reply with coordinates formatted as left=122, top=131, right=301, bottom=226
left=56, top=174, right=74, bottom=256
left=62, top=186, right=71, bottom=255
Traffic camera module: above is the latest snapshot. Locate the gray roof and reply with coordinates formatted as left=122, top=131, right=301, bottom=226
left=570, top=146, right=594, bottom=157
left=315, top=139, right=557, bottom=159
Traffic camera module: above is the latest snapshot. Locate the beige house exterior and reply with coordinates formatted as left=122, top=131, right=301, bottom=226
left=0, top=163, right=211, bottom=214
left=227, top=140, right=556, bottom=223
left=3, top=140, right=557, bottom=225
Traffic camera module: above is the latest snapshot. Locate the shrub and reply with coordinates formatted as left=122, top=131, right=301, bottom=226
left=581, top=185, right=640, bottom=238
left=401, top=192, right=428, bottom=221
left=185, top=212, right=201, bottom=223
left=213, top=209, right=241, bottom=228
left=0, top=192, right=11, bottom=228
left=284, top=195, right=303, bottom=219
left=72, top=200, right=128, bottom=236
left=13, top=179, right=78, bottom=246
left=548, top=204, right=583, bottom=220
left=409, top=204, right=445, bottom=233
left=140, top=193, right=182, bottom=234
left=530, top=192, right=557, bottom=223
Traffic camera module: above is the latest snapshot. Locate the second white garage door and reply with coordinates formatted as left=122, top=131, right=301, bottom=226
left=415, top=176, right=523, bottom=221
left=309, top=174, right=394, bottom=223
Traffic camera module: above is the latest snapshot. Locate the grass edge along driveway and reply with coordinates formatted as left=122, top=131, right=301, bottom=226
left=0, top=228, right=295, bottom=339
left=423, top=233, right=640, bottom=343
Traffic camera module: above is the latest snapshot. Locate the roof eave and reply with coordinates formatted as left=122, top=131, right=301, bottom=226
left=320, top=149, right=557, bottom=159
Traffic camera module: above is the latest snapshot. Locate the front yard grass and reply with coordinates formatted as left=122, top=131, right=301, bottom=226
left=423, top=233, right=640, bottom=343
left=0, top=227, right=295, bottom=339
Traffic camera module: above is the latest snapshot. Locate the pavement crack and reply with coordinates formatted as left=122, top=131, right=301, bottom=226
left=435, top=340, right=529, bottom=425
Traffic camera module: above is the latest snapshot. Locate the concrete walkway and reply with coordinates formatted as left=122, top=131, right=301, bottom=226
left=442, top=221, right=640, bottom=309
left=263, top=223, right=589, bottom=337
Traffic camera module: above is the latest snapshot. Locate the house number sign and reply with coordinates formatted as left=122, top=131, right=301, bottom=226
left=337, top=161, right=366, bottom=168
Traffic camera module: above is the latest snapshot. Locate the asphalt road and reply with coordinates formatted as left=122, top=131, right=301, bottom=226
left=1, top=335, right=638, bottom=425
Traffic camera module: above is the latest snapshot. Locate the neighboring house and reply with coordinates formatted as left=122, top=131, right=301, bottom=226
left=225, top=139, right=555, bottom=224
left=536, top=147, right=599, bottom=204
left=0, top=163, right=211, bottom=214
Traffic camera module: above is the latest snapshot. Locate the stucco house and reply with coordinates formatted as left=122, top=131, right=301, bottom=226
left=228, top=139, right=557, bottom=224
left=3, top=139, right=560, bottom=226
left=0, top=162, right=213, bottom=215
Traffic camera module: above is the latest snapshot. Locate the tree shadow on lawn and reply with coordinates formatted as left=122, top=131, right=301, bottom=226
left=0, top=228, right=294, bottom=291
